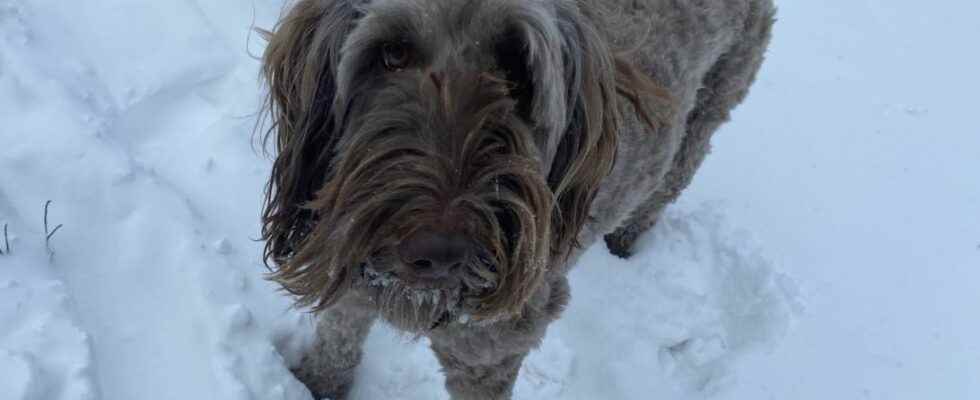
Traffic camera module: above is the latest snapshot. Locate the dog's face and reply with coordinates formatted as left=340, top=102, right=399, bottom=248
left=260, top=0, right=661, bottom=332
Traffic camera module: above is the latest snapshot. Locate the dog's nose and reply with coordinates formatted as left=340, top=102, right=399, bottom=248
left=397, top=229, right=470, bottom=280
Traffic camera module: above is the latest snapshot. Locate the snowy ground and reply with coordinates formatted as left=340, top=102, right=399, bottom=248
left=1, top=0, right=977, bottom=399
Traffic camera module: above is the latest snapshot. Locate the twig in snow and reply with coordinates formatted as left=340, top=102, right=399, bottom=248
left=0, top=223, right=8, bottom=255
left=44, top=200, right=63, bottom=258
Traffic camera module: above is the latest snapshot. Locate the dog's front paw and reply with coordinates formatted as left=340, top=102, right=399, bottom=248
left=291, top=365, right=355, bottom=400
left=603, top=231, right=637, bottom=259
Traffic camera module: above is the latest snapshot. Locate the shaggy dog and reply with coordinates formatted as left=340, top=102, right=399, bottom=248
left=258, top=0, right=774, bottom=398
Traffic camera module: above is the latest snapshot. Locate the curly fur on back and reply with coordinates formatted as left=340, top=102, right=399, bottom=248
left=257, top=0, right=775, bottom=398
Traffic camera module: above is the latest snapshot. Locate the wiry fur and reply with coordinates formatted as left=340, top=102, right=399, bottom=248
left=258, top=0, right=774, bottom=398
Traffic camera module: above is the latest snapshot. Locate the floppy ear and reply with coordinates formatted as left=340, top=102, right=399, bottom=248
left=259, top=0, right=359, bottom=267
left=547, top=5, right=672, bottom=260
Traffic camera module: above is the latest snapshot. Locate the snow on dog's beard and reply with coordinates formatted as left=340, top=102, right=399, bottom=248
left=269, top=72, right=554, bottom=331
left=358, top=251, right=497, bottom=333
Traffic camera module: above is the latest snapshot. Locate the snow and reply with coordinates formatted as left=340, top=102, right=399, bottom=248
left=1, top=0, right=977, bottom=399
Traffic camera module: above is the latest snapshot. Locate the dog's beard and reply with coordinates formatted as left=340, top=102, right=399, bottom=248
left=361, top=268, right=465, bottom=333
left=357, top=252, right=499, bottom=333
left=272, top=73, right=554, bottom=326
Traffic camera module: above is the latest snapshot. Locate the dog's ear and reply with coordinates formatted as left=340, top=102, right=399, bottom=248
left=259, top=0, right=359, bottom=267
left=547, top=5, right=672, bottom=260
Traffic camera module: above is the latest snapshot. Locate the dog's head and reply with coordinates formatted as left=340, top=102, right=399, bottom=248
left=259, top=0, right=665, bottom=332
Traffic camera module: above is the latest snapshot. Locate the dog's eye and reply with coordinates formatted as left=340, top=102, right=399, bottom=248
left=381, top=42, right=411, bottom=71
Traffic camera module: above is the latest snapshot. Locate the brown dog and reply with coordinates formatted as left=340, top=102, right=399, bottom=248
left=258, top=0, right=775, bottom=398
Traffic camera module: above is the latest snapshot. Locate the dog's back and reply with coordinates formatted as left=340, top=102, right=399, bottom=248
left=583, top=0, right=777, bottom=258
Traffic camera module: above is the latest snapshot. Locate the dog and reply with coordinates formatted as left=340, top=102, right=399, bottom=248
left=258, top=0, right=774, bottom=398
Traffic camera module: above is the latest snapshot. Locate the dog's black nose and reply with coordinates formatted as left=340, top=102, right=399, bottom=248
left=397, top=229, right=470, bottom=280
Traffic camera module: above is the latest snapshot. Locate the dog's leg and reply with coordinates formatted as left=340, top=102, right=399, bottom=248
left=605, top=0, right=776, bottom=259
left=429, top=277, right=569, bottom=400
left=431, top=346, right=528, bottom=400
left=293, top=294, right=376, bottom=400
